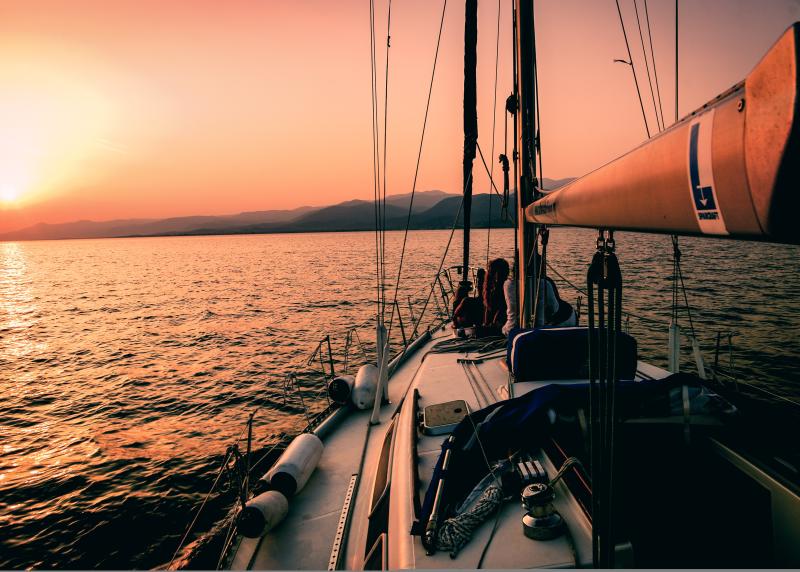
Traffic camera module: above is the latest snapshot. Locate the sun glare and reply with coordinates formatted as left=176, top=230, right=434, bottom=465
left=0, top=60, right=116, bottom=210
left=0, top=186, right=19, bottom=204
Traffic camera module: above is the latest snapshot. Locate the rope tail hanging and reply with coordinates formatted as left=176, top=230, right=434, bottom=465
left=586, top=229, right=623, bottom=569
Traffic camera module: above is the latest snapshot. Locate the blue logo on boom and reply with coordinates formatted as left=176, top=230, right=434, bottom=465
left=689, top=123, right=716, bottom=211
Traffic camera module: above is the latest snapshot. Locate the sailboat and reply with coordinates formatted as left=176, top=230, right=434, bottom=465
left=182, top=1, right=800, bottom=569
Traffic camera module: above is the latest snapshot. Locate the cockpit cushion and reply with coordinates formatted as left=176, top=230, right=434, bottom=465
left=507, top=326, right=638, bottom=381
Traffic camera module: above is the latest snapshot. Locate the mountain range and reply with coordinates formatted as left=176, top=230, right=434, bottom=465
left=0, top=179, right=572, bottom=241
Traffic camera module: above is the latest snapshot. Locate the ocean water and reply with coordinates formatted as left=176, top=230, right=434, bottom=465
left=1, top=229, right=799, bottom=569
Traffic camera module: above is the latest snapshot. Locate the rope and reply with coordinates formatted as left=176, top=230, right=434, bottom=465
left=169, top=448, right=235, bottom=569
left=216, top=511, right=239, bottom=570
left=435, top=485, right=503, bottom=557
left=614, top=0, right=651, bottom=138
left=386, top=0, right=448, bottom=343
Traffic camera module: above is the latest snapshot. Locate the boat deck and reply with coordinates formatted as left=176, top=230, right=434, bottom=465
left=230, top=326, right=668, bottom=570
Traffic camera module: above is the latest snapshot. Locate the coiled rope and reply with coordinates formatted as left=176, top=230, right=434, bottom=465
left=435, top=484, right=503, bottom=558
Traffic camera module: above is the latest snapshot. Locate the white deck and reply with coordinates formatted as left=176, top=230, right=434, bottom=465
left=230, top=328, right=442, bottom=570
left=231, top=326, right=668, bottom=570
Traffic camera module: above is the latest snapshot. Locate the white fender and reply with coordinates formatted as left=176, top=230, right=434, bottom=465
left=238, top=490, right=289, bottom=538
left=264, top=433, right=324, bottom=497
left=351, top=364, right=379, bottom=410
left=327, top=374, right=355, bottom=405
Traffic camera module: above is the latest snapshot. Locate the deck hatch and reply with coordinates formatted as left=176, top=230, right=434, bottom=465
left=421, top=399, right=469, bottom=435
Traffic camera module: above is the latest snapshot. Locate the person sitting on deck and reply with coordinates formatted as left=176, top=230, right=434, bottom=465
left=480, top=258, right=510, bottom=336
left=452, top=268, right=485, bottom=329
left=502, top=265, right=518, bottom=336
left=536, top=276, right=578, bottom=327
left=500, top=267, right=577, bottom=337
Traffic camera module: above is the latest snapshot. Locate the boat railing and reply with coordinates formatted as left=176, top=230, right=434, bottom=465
left=167, top=265, right=466, bottom=569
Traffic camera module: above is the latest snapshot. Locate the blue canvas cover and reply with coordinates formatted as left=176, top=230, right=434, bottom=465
left=507, top=326, right=638, bottom=382
left=412, top=373, right=729, bottom=536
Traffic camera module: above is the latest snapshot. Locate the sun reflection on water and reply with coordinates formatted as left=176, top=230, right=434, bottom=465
left=1, top=243, right=45, bottom=379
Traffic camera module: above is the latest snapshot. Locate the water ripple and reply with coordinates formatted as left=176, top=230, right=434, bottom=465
left=1, top=230, right=799, bottom=568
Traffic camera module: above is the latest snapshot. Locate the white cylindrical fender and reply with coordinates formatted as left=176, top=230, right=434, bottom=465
left=264, top=433, right=324, bottom=497
left=352, top=364, right=379, bottom=410
left=238, top=490, right=289, bottom=538
left=327, top=374, right=355, bottom=405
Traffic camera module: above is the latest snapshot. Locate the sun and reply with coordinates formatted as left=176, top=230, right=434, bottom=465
left=0, top=186, right=20, bottom=203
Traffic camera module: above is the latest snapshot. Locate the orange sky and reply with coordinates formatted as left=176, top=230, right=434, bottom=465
left=1, top=0, right=798, bottom=233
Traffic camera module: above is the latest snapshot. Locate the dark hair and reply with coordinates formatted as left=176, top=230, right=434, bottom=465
left=476, top=268, right=486, bottom=293
left=483, top=258, right=510, bottom=327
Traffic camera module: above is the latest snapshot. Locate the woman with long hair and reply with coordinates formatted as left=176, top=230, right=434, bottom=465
left=482, top=258, right=510, bottom=334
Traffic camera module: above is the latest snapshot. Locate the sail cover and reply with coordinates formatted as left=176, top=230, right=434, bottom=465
left=412, top=374, right=734, bottom=535
left=527, top=24, right=800, bottom=245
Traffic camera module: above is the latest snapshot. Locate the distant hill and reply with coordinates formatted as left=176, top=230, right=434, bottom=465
left=0, top=219, right=159, bottom=241
left=119, top=206, right=315, bottom=236
left=178, top=192, right=513, bottom=236
left=0, top=206, right=315, bottom=241
left=0, top=183, right=572, bottom=241
left=287, top=200, right=408, bottom=231
left=409, top=193, right=515, bottom=229
left=384, top=189, right=453, bottom=212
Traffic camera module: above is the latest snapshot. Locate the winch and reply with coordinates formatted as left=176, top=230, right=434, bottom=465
left=521, top=482, right=565, bottom=540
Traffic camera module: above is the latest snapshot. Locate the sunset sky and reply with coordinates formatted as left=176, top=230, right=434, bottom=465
left=1, top=0, right=798, bottom=233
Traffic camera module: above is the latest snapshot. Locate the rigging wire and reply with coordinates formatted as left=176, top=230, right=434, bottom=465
left=614, top=0, right=651, bottom=138
left=409, top=190, right=468, bottom=341
left=385, top=0, right=448, bottom=343
left=546, top=260, right=664, bottom=327
left=169, top=448, right=235, bottom=568
left=643, top=0, right=666, bottom=128
left=485, top=0, right=502, bottom=269
left=379, top=0, right=392, bottom=323
left=671, top=235, right=697, bottom=337
left=633, top=0, right=663, bottom=132
left=381, top=0, right=393, bottom=323
left=476, top=142, right=503, bottom=197
left=370, top=0, right=383, bottom=327
left=532, top=0, right=543, bottom=189
left=675, top=0, right=679, bottom=123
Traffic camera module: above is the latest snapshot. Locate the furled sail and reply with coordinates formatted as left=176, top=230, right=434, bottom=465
left=526, top=23, right=800, bottom=245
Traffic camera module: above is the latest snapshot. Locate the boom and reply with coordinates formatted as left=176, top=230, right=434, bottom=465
left=526, top=23, right=800, bottom=245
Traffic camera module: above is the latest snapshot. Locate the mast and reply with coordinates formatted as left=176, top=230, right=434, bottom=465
left=514, top=0, right=539, bottom=327
left=461, top=0, right=478, bottom=287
